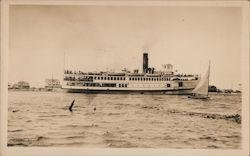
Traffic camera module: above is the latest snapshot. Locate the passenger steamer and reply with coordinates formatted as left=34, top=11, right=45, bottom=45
left=63, top=53, right=199, bottom=94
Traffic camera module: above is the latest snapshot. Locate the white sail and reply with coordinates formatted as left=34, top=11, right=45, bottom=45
left=192, top=62, right=210, bottom=96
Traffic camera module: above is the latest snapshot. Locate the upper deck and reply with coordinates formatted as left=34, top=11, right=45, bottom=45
left=63, top=70, right=198, bottom=82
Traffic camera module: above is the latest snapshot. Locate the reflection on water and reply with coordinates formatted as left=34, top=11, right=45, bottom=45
left=8, top=91, right=241, bottom=148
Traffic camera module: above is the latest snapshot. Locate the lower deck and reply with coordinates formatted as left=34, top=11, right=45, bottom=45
left=64, top=88, right=194, bottom=95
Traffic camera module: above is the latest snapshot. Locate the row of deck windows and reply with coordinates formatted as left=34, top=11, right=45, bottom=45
left=92, top=76, right=171, bottom=81
left=94, top=76, right=126, bottom=81
left=129, top=77, right=170, bottom=81
left=118, top=84, right=128, bottom=87
left=68, top=82, right=172, bottom=88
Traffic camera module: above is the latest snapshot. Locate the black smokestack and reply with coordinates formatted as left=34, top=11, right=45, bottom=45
left=143, top=53, right=148, bottom=73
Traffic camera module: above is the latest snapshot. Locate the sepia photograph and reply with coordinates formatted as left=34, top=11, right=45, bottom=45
left=1, top=0, right=249, bottom=156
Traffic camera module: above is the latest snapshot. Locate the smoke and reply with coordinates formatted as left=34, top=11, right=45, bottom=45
left=142, top=35, right=159, bottom=53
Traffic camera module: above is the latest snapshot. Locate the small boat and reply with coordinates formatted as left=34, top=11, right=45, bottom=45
left=188, top=61, right=210, bottom=99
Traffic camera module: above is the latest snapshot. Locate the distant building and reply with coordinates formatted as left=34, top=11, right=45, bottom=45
left=45, top=79, right=61, bottom=90
left=208, top=85, right=218, bottom=92
left=13, top=81, right=30, bottom=89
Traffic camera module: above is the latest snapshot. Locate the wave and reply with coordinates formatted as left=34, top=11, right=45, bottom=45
left=8, top=142, right=28, bottom=147
left=201, top=114, right=241, bottom=124
left=8, top=129, right=23, bottom=132
left=165, top=109, right=241, bottom=124
left=107, top=112, right=121, bottom=116
left=104, top=139, right=138, bottom=148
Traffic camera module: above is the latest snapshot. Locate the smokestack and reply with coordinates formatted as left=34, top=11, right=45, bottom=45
left=143, top=53, right=148, bottom=73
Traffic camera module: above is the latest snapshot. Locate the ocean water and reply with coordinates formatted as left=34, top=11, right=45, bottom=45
left=8, top=91, right=241, bottom=148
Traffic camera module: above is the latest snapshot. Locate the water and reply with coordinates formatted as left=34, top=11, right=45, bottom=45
left=8, top=91, right=241, bottom=148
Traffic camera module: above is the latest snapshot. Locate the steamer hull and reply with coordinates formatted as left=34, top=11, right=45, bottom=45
left=64, top=88, right=194, bottom=95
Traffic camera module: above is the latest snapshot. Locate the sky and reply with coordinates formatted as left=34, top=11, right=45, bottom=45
left=9, top=5, right=242, bottom=89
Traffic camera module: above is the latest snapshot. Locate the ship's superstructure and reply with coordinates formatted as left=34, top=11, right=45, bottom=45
left=62, top=53, right=199, bottom=94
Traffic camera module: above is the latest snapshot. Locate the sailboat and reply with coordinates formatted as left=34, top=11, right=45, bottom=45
left=188, top=61, right=211, bottom=99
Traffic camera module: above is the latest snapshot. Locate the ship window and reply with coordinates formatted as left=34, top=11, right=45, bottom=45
left=119, top=84, right=121, bottom=87
left=114, top=77, right=117, bottom=80
left=111, top=77, right=113, bottom=80
left=125, top=84, right=127, bottom=87
left=101, top=77, right=103, bottom=80
left=167, top=84, right=171, bottom=87
left=124, top=77, right=126, bottom=80
left=179, top=82, right=183, bottom=87
left=146, top=78, right=149, bottom=81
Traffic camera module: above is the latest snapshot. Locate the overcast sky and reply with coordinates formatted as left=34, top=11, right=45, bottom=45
left=9, top=5, right=242, bottom=89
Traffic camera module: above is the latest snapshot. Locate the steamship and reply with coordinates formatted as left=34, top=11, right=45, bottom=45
left=62, top=53, right=199, bottom=94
